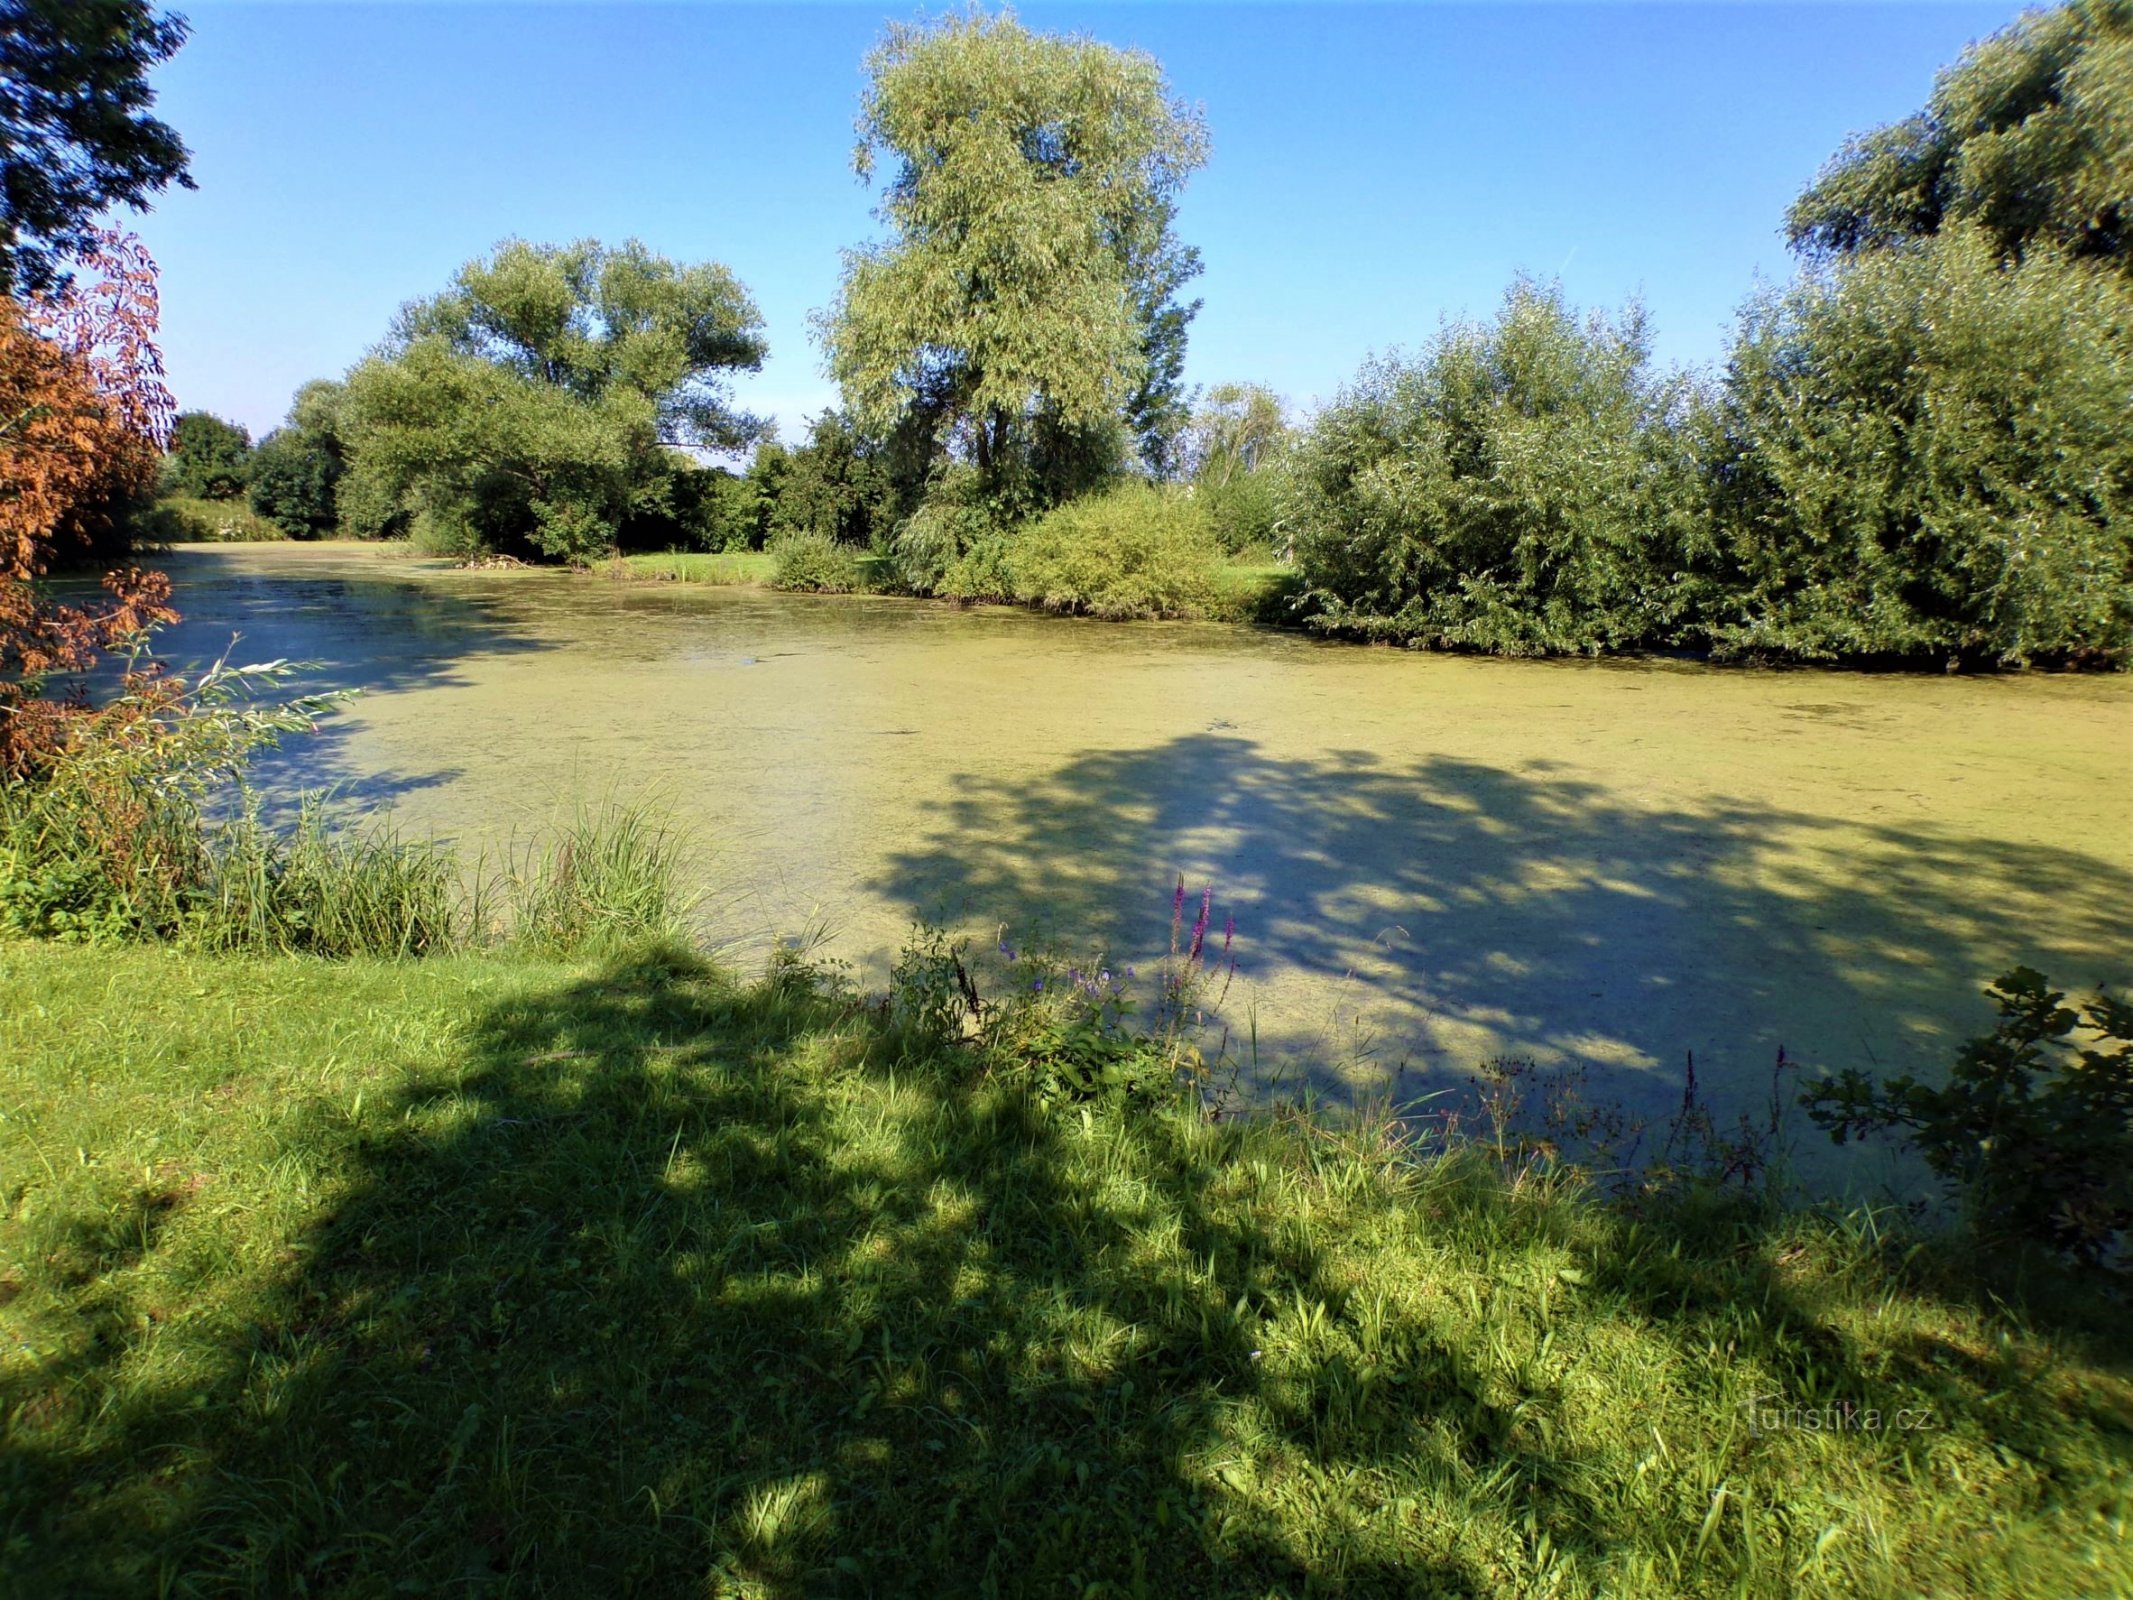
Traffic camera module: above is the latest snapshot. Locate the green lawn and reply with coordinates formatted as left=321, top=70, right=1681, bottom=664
left=2, top=941, right=2128, bottom=1596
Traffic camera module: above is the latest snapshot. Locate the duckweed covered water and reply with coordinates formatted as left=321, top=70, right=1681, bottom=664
left=154, top=544, right=2133, bottom=1174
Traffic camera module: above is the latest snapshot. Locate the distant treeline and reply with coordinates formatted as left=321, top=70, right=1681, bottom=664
left=164, top=3, right=2132, bottom=666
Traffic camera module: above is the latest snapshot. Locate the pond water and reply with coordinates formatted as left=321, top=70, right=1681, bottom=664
left=150, top=543, right=2132, bottom=1183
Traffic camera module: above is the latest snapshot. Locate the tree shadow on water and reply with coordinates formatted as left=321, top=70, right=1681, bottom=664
left=869, top=735, right=2133, bottom=1138
left=145, top=559, right=552, bottom=822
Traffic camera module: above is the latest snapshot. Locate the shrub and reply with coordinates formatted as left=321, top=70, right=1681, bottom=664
left=1709, top=228, right=2133, bottom=665
left=1011, top=480, right=1221, bottom=619
left=0, top=657, right=348, bottom=943
left=1196, top=462, right=1287, bottom=555
left=885, top=466, right=1009, bottom=596
left=1801, top=967, right=2133, bottom=1266
left=1185, top=382, right=1293, bottom=553
left=769, top=532, right=866, bottom=593
left=935, top=530, right=1018, bottom=603
left=1289, top=279, right=1706, bottom=655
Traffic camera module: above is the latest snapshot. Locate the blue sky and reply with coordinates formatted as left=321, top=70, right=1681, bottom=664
left=134, top=2, right=2016, bottom=444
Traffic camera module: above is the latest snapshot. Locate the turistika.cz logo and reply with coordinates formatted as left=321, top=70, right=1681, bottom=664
left=1743, top=1394, right=1938, bottom=1438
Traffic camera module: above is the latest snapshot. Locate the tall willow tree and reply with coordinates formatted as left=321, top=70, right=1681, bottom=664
left=1788, top=0, right=2131, bottom=270
left=818, top=11, right=1209, bottom=512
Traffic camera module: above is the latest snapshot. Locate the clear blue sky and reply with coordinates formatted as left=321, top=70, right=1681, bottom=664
left=134, top=2, right=2017, bottom=444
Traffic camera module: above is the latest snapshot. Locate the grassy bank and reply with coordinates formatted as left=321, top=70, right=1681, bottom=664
left=4, top=940, right=2128, bottom=1597
left=614, top=550, right=780, bottom=586
left=612, top=546, right=1300, bottom=624
left=135, top=494, right=286, bottom=545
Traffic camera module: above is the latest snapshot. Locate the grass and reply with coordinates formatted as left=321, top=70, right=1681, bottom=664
left=3, top=939, right=2129, bottom=1596
left=614, top=550, right=778, bottom=585
left=136, top=494, right=287, bottom=545
left=1213, top=560, right=1306, bottom=624
left=504, top=797, right=695, bottom=954
left=610, top=544, right=1300, bottom=626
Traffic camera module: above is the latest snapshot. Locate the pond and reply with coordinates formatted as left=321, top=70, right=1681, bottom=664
left=150, top=543, right=2133, bottom=1183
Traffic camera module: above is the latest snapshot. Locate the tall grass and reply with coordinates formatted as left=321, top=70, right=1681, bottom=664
left=504, top=797, right=695, bottom=954
left=202, top=802, right=462, bottom=957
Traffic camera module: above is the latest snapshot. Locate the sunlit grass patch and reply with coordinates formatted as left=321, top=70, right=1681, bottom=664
left=615, top=550, right=778, bottom=585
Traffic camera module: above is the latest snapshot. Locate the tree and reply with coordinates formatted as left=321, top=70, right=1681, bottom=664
left=1787, top=0, right=2132, bottom=271
left=1184, top=383, right=1291, bottom=553
left=339, top=239, right=767, bottom=562
left=1288, top=280, right=1707, bottom=655
left=393, top=237, right=768, bottom=451
left=0, top=0, right=194, bottom=295
left=818, top=10, right=1209, bottom=513
left=1708, top=226, right=2133, bottom=665
left=771, top=410, right=896, bottom=546
left=163, top=409, right=252, bottom=499
left=247, top=381, right=347, bottom=538
left=1, top=228, right=178, bottom=771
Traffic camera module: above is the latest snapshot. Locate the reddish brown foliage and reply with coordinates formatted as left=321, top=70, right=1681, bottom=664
left=0, top=230, right=179, bottom=774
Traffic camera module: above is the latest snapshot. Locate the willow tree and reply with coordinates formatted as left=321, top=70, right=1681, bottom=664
left=340, top=239, right=767, bottom=561
left=818, top=10, right=1209, bottom=511
left=1788, top=0, right=2131, bottom=270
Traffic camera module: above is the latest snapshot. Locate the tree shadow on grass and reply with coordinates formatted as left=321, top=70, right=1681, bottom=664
left=870, top=735, right=2133, bottom=1155
left=12, top=948, right=2130, bottom=1596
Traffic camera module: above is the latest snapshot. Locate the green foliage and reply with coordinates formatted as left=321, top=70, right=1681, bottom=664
left=885, top=464, right=1011, bottom=596
left=1803, top=967, right=2133, bottom=1266
left=0, top=0, right=193, bottom=294
left=342, top=335, right=647, bottom=563
left=395, top=236, right=768, bottom=451
left=819, top=10, right=1208, bottom=505
left=1788, top=0, right=2132, bottom=271
left=1709, top=228, right=2133, bottom=664
left=768, top=531, right=867, bottom=594
left=161, top=410, right=253, bottom=501
left=1187, top=383, right=1294, bottom=552
left=339, top=239, right=766, bottom=563
left=1290, top=280, right=1706, bottom=655
left=770, top=409, right=897, bottom=546
left=885, top=920, right=980, bottom=1047
left=132, top=493, right=283, bottom=544
left=246, top=380, right=347, bottom=538
left=1012, top=479, right=1223, bottom=619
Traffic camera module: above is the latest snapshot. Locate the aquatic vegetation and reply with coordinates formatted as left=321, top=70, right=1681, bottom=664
left=504, top=796, right=695, bottom=955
